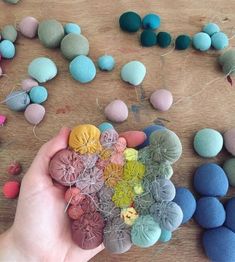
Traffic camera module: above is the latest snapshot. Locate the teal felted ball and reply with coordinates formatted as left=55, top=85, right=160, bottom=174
left=192, top=32, right=211, bottom=51
left=140, top=30, right=157, bottom=47
left=98, top=122, right=114, bottom=133
left=97, top=55, right=115, bottom=71
left=211, top=32, right=229, bottom=50
left=175, top=35, right=191, bottom=50
left=29, top=86, right=48, bottom=104
left=225, top=197, right=235, bottom=233
left=223, top=158, right=235, bottom=186
left=159, top=229, right=172, bottom=243
left=119, top=11, right=141, bottom=33
left=131, top=215, right=161, bottom=248
left=64, top=23, right=81, bottom=35
left=157, top=32, right=172, bottom=48
left=193, top=128, right=223, bottom=158
left=6, top=91, right=30, bottom=111
left=69, top=55, right=96, bottom=83
left=142, top=13, right=161, bottom=30
left=203, top=23, right=220, bottom=36
left=0, top=40, right=15, bottom=59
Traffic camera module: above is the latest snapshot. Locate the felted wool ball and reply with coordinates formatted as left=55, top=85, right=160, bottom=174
left=192, top=32, right=211, bottom=51
left=194, top=163, right=228, bottom=196
left=194, top=197, right=225, bottom=229
left=140, top=30, right=157, bottom=47
left=98, top=122, right=114, bottom=133
left=61, top=33, right=89, bottom=60
left=28, top=57, right=57, bottom=83
left=67, top=205, right=84, bottom=220
left=7, top=161, right=22, bottom=176
left=98, top=55, right=115, bottom=71
left=131, top=215, right=161, bottom=248
left=3, top=0, right=20, bottom=3
left=1, top=25, right=17, bottom=43
left=100, top=128, right=118, bottom=148
left=175, top=35, right=191, bottom=50
left=121, top=61, right=146, bottom=86
left=2, top=180, right=20, bottom=199
left=225, top=197, right=235, bottom=233
left=119, top=11, right=141, bottom=33
left=203, top=227, right=235, bottom=262
left=104, top=99, right=128, bottom=123
left=211, top=32, right=229, bottom=50
left=29, top=86, right=48, bottom=104
left=64, top=187, right=85, bottom=206
left=223, top=158, right=235, bottom=186
left=69, top=55, right=96, bottom=83
left=151, top=178, right=176, bottom=202
left=193, top=128, right=223, bottom=158
left=159, top=229, right=172, bottom=243
left=142, top=13, right=161, bottom=30
left=218, top=49, right=235, bottom=76
left=203, top=23, right=220, bottom=36
left=119, top=131, right=146, bottom=148
left=64, top=23, right=81, bottom=35
left=0, top=40, right=15, bottom=59
left=224, top=128, right=235, bottom=155
left=150, top=89, right=173, bottom=111
left=24, top=104, right=45, bottom=125
left=173, top=187, right=196, bottom=224
left=19, top=16, right=39, bottom=38
left=21, top=78, right=38, bottom=92
left=6, top=91, right=30, bottom=111
left=157, top=32, right=172, bottom=48
left=134, top=192, right=155, bottom=215
left=38, top=19, right=64, bottom=48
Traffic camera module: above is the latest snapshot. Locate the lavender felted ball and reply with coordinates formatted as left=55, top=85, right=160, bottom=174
left=104, top=99, right=128, bottom=123
left=150, top=89, right=173, bottom=111
left=224, top=128, right=235, bottom=156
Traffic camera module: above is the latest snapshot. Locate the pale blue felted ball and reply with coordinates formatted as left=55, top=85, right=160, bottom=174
left=159, top=229, right=172, bottom=243
left=193, top=128, right=223, bottom=158
left=211, top=32, right=229, bottom=50
left=29, top=86, right=48, bottom=104
left=192, top=32, right=211, bottom=51
left=194, top=163, right=228, bottom=196
left=98, top=55, right=115, bottom=71
left=98, top=122, right=114, bottom=132
left=64, top=23, right=81, bottom=35
left=0, top=40, right=15, bottom=59
left=142, top=13, right=161, bottom=30
left=194, top=197, right=225, bottom=229
left=203, top=227, right=235, bottom=262
left=6, top=91, right=30, bottom=111
left=203, top=23, right=220, bottom=36
left=225, top=197, right=235, bottom=233
left=173, top=187, right=196, bottom=224
left=69, top=55, right=96, bottom=83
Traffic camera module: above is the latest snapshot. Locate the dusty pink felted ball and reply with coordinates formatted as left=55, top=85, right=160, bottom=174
left=224, top=128, right=235, bottom=156
left=104, top=99, right=128, bottom=123
left=21, top=78, right=38, bottom=91
left=24, top=104, right=45, bottom=125
left=19, top=16, right=39, bottom=38
left=150, top=89, right=173, bottom=111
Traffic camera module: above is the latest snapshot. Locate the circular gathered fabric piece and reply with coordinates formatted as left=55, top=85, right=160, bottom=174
left=0, top=40, right=15, bottom=59
left=112, top=181, right=134, bottom=208
left=121, top=207, right=139, bottom=226
left=123, top=160, right=145, bottom=183
left=64, top=23, right=81, bottom=35
left=114, top=137, right=127, bottom=153
left=97, top=185, right=114, bottom=202
left=79, top=154, right=98, bottom=169
left=64, top=187, right=85, bottom=206
left=98, top=55, right=115, bottom=71
left=103, top=163, right=123, bottom=187
left=144, top=161, right=173, bottom=180
left=157, top=32, right=172, bottom=48
left=124, top=148, right=138, bottom=161
left=104, top=99, right=129, bottom=123
left=98, top=122, right=114, bottom=133
left=100, top=128, right=119, bottom=148
left=19, top=16, right=39, bottom=38
left=79, top=193, right=99, bottom=214
left=134, top=191, right=155, bottom=215
left=218, top=49, right=235, bottom=76
left=151, top=178, right=176, bottom=202
left=1, top=25, right=17, bottom=42
left=68, top=205, right=84, bottom=220
left=99, top=199, right=120, bottom=219
left=211, top=32, right=229, bottom=50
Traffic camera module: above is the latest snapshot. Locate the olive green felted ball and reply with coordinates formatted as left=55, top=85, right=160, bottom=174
left=119, top=11, right=141, bottom=33
left=157, top=32, right=172, bottom=48
left=223, top=158, right=235, bottom=186
left=140, top=30, right=157, bottom=47
left=175, top=35, right=191, bottom=50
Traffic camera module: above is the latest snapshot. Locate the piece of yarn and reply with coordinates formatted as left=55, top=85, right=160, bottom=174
left=223, top=158, right=235, bottom=186
left=19, top=16, right=39, bottom=38
left=7, top=161, right=22, bottom=176
left=119, top=131, right=146, bottom=148
left=24, top=104, right=45, bottom=125
left=159, top=229, right=172, bottom=243
left=21, top=78, right=38, bottom=92
left=1, top=25, right=17, bottom=43
left=194, top=197, right=225, bottom=229
left=211, top=32, right=229, bottom=50
left=64, top=187, right=85, bottom=205
left=203, top=23, right=220, bottom=36
left=2, top=180, right=20, bottom=199
left=175, top=35, right=191, bottom=50
left=100, top=128, right=118, bottom=148
left=224, top=128, right=235, bottom=156
left=64, top=23, right=81, bottom=35
left=121, top=207, right=139, bottom=226
left=29, top=86, right=48, bottom=104
left=218, top=49, right=235, bottom=76
left=98, top=122, right=114, bottom=133
left=150, top=89, right=173, bottom=111
left=193, top=128, right=223, bottom=158
left=5, top=91, right=30, bottom=111
left=104, top=99, right=128, bottom=123
left=225, top=197, right=235, bottom=233
left=142, top=13, right=161, bottom=30
left=119, top=11, right=141, bottom=33
left=134, top=191, right=155, bottom=215
left=97, top=55, right=115, bottom=71
left=124, top=148, right=138, bottom=161
left=67, top=205, right=84, bottom=220
left=151, top=178, right=176, bottom=202
left=0, top=40, right=15, bottom=59
left=192, top=32, right=211, bottom=51
left=103, top=163, right=123, bottom=187
left=121, top=61, right=146, bottom=86
left=112, top=181, right=134, bottom=208
left=140, top=30, right=157, bottom=47
left=157, top=32, right=172, bottom=48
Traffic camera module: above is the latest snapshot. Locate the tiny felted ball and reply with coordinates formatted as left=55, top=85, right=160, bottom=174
left=1, top=25, right=17, bottom=43
left=134, top=191, right=155, bottom=215
left=157, top=32, right=172, bottom=48
left=140, top=30, right=157, bottom=47
left=98, top=55, right=115, bottom=71
left=112, top=181, right=134, bottom=208
left=67, top=205, right=84, bottom=220
left=119, top=11, right=141, bottom=33
left=98, top=122, right=114, bottom=133
left=6, top=91, right=30, bottom=111
left=225, top=197, right=235, bottom=233
left=175, top=35, right=191, bottom=50
left=223, top=158, right=235, bottom=186
left=121, top=61, right=146, bottom=86
left=173, top=187, right=196, bottom=224
left=100, top=128, right=118, bottom=148
left=131, top=215, right=161, bottom=248
left=0, top=40, right=15, bottom=59
left=121, top=207, right=139, bottom=226
left=151, top=178, right=176, bottom=202
left=119, top=131, right=146, bottom=148
left=64, top=23, right=81, bottom=35
left=211, top=32, right=229, bottom=50
left=3, top=180, right=20, bottom=199
left=224, top=128, right=235, bottom=156
left=203, top=23, right=220, bottom=36
left=64, top=187, right=85, bottom=206
left=150, top=89, right=173, bottom=111
left=103, top=163, right=123, bottom=187
left=194, top=197, right=225, bottom=229
left=19, top=16, right=39, bottom=38
left=29, top=86, right=48, bottom=104
left=24, top=104, right=45, bottom=125
left=7, top=161, right=22, bottom=176
left=142, top=13, right=161, bottom=30
left=104, top=99, right=128, bottom=123
left=194, top=163, right=228, bottom=196
left=21, top=78, right=38, bottom=92
left=159, top=229, right=172, bottom=243
left=192, top=32, right=211, bottom=51
left=193, top=128, right=223, bottom=158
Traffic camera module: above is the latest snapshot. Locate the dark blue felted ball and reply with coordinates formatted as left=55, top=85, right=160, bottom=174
left=203, top=227, right=235, bottom=262
left=225, top=197, right=235, bottom=233
left=194, top=163, right=229, bottom=197
left=173, top=187, right=196, bottom=224
left=194, top=197, right=225, bottom=229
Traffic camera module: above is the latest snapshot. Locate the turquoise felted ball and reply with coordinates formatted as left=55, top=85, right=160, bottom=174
left=64, top=23, right=81, bottom=35
left=193, top=128, right=223, bottom=158
left=6, top=91, right=30, bottom=111
left=159, top=229, right=172, bottom=243
left=203, top=23, right=220, bottom=36
left=131, top=215, right=161, bottom=248
left=157, top=32, right=172, bottom=48
left=0, top=40, right=15, bottom=59
left=97, top=55, right=115, bottom=71
left=223, top=158, right=235, bottom=186
left=119, top=11, right=141, bottom=33
left=140, top=30, right=157, bottom=47
left=211, top=32, right=229, bottom=50
left=142, top=13, right=161, bottom=30
left=192, top=32, right=211, bottom=51
left=29, top=86, right=48, bottom=104
left=98, top=122, right=114, bottom=133
left=69, top=55, right=96, bottom=83
left=225, top=197, right=235, bottom=233
left=175, top=35, right=191, bottom=50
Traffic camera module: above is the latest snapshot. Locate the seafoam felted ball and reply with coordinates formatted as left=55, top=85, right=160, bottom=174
left=142, top=13, right=161, bottom=30
left=28, top=57, right=57, bottom=83
left=1, top=25, right=17, bottom=43
left=193, top=128, right=223, bottom=158
left=157, top=32, right=172, bottom=48
left=98, top=122, right=114, bottom=133
left=159, top=229, right=172, bottom=243
left=218, top=49, right=235, bottom=76
left=6, top=91, right=30, bottom=111
left=64, top=23, right=81, bottom=35
left=224, top=128, right=235, bottom=156
left=225, top=197, right=235, bottom=233
left=98, top=55, right=115, bottom=71
left=0, top=40, right=15, bottom=59
left=223, top=158, right=235, bottom=186
left=203, top=23, right=220, bottom=36
left=21, top=78, right=38, bottom=92
left=19, top=16, right=39, bottom=38
left=69, top=55, right=96, bottom=83
left=194, top=163, right=228, bottom=196
left=140, top=30, right=157, bottom=47
left=194, top=197, right=225, bottom=229
left=119, top=11, right=141, bottom=33
left=175, top=35, right=191, bottom=50
left=192, top=32, right=211, bottom=51
left=211, top=32, right=229, bottom=50
left=104, top=99, right=128, bottom=123
left=121, top=61, right=146, bottom=86
left=150, top=89, right=173, bottom=111
left=29, top=86, right=48, bottom=104
left=173, top=187, right=196, bottom=224
left=151, top=178, right=176, bottom=202
left=24, top=104, right=45, bottom=125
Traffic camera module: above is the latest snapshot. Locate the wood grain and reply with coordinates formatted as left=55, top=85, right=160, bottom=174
left=1, top=0, right=235, bottom=261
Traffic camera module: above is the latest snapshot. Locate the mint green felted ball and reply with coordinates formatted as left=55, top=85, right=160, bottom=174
left=218, top=49, right=235, bottom=76
left=223, top=158, right=235, bottom=186
left=193, top=32, right=211, bottom=51
left=203, top=23, right=220, bottom=36
left=121, top=61, right=146, bottom=86
left=211, top=32, right=229, bottom=50
left=140, top=30, right=157, bottom=47
left=119, top=11, right=141, bottom=33
left=1, top=25, right=17, bottom=43
left=157, top=32, right=172, bottom=48
left=29, top=86, right=48, bottom=104
left=175, top=35, right=191, bottom=50
left=193, top=128, right=223, bottom=158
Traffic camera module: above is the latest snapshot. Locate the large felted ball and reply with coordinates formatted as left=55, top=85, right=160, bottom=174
left=142, top=13, right=161, bottom=30
left=151, top=178, right=176, bottom=202
left=173, top=187, right=196, bottom=224
left=140, top=30, right=157, bottom=47
left=203, top=22, right=220, bottom=36
left=203, top=227, right=235, bottom=262
left=157, top=32, right=172, bottom=48
left=175, top=35, right=191, bottom=50
left=194, top=163, right=228, bottom=196
left=223, top=158, right=235, bottom=186
left=224, top=128, right=235, bottom=156
left=193, top=128, right=223, bottom=158
left=6, top=91, right=30, bottom=111
left=119, top=11, right=141, bottom=33
left=192, top=32, right=211, bottom=51
left=211, top=32, right=229, bottom=50
left=194, top=197, right=225, bottom=229
left=225, top=197, right=235, bottom=233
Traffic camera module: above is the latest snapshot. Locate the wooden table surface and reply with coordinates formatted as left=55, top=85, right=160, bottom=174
left=1, top=0, right=235, bottom=261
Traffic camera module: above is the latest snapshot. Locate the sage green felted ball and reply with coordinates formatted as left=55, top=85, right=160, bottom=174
left=38, top=19, right=64, bottom=48
left=119, top=11, right=141, bottom=33
left=175, top=35, right=191, bottom=50
left=223, top=158, right=235, bottom=186
left=157, top=32, right=172, bottom=48
left=218, top=49, right=235, bottom=76
left=60, top=33, right=89, bottom=60
left=1, top=25, right=17, bottom=43
left=3, top=0, right=20, bottom=4
left=140, top=30, right=157, bottom=47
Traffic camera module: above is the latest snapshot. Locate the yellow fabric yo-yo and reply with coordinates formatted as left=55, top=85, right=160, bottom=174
left=123, top=160, right=145, bottom=183
left=121, top=207, right=139, bottom=226
left=104, top=163, right=123, bottom=187
left=112, top=181, right=134, bottom=208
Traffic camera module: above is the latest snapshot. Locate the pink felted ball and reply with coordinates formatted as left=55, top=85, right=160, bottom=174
left=7, top=161, right=22, bottom=175
left=104, top=99, right=128, bottom=123
left=3, top=181, right=20, bottom=199
left=150, top=89, right=173, bottom=112
left=21, top=78, right=38, bottom=92
left=224, top=128, right=235, bottom=156
left=19, top=16, right=39, bottom=38
left=24, top=104, right=45, bottom=125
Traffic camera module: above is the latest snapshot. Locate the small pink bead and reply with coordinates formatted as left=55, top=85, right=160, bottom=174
left=150, top=89, right=173, bottom=112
